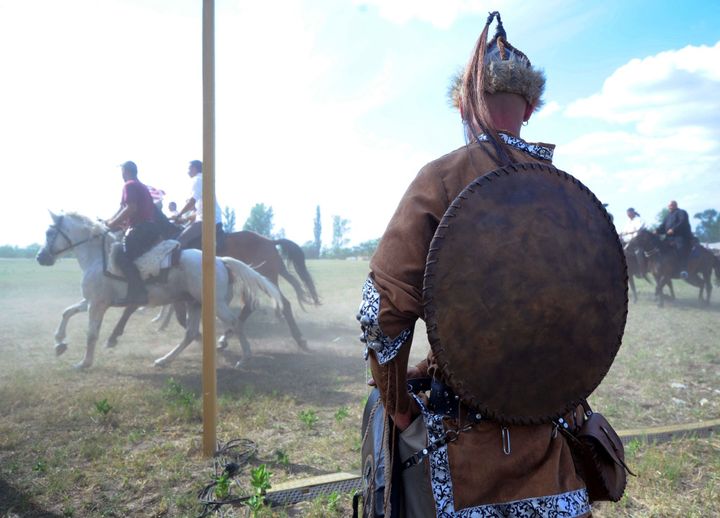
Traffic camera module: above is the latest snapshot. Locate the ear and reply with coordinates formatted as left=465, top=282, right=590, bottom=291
left=523, top=102, right=535, bottom=123
left=49, top=209, right=59, bottom=222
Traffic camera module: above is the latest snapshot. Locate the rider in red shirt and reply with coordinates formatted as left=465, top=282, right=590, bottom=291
left=105, top=161, right=160, bottom=305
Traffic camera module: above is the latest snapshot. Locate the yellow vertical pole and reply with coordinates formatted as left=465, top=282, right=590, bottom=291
left=201, top=0, right=217, bottom=458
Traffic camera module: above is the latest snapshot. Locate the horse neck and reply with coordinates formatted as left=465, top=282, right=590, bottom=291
left=65, top=222, right=105, bottom=271
left=638, top=231, right=660, bottom=251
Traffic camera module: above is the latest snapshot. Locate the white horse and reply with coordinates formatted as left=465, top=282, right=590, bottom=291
left=36, top=211, right=284, bottom=369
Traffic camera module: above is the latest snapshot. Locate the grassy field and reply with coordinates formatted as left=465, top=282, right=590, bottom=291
left=0, top=258, right=719, bottom=517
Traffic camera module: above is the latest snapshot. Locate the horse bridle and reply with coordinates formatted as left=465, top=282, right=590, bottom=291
left=44, top=215, right=102, bottom=258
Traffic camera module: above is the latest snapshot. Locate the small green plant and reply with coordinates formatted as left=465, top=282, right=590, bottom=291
left=94, top=398, right=112, bottom=416
left=326, top=491, right=340, bottom=513
left=625, top=437, right=641, bottom=457
left=163, top=377, right=198, bottom=419
left=246, top=464, right=272, bottom=516
left=214, top=471, right=231, bottom=500
left=33, top=459, right=47, bottom=473
left=334, top=406, right=349, bottom=423
left=275, top=449, right=290, bottom=467
left=299, top=409, right=318, bottom=429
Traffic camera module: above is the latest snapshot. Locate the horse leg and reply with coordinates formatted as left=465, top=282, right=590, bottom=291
left=151, top=305, right=167, bottom=323
left=154, top=302, right=202, bottom=367
left=214, top=303, right=253, bottom=368
left=76, top=302, right=109, bottom=369
left=158, top=304, right=175, bottom=331
left=218, top=304, right=250, bottom=350
left=105, top=305, right=138, bottom=348
left=668, top=279, right=675, bottom=300
left=54, top=299, right=88, bottom=356
left=628, top=276, right=637, bottom=303
left=655, top=276, right=666, bottom=308
left=173, top=300, right=188, bottom=328
left=702, top=272, right=711, bottom=305
left=280, top=294, right=309, bottom=351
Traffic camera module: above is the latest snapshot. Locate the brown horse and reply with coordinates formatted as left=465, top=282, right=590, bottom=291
left=105, top=230, right=320, bottom=351
left=219, top=231, right=320, bottom=349
left=629, top=229, right=720, bottom=307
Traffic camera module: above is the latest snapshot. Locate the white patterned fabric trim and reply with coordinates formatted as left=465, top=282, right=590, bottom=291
left=476, top=133, right=554, bottom=162
left=413, top=394, right=591, bottom=518
left=358, top=277, right=412, bottom=364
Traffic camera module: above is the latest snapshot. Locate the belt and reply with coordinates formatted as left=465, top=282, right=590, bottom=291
left=406, top=378, right=466, bottom=419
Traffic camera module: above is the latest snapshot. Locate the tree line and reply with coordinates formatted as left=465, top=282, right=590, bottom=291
left=6, top=205, right=718, bottom=259
left=236, top=203, right=378, bottom=259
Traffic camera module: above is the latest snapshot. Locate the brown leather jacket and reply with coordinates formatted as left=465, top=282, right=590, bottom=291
left=360, top=135, right=591, bottom=516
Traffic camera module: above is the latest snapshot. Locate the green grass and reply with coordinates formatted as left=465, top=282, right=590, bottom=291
left=0, top=258, right=718, bottom=516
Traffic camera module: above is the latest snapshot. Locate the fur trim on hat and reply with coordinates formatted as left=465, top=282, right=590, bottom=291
left=484, top=60, right=545, bottom=109
left=448, top=56, right=545, bottom=111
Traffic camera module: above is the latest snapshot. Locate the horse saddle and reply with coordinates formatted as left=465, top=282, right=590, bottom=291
left=423, top=162, right=628, bottom=425
left=109, top=240, right=181, bottom=281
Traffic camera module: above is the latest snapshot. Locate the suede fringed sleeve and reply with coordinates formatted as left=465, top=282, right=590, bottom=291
left=358, top=163, right=450, bottom=415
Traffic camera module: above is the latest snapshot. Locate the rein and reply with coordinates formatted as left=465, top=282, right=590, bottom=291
left=46, top=216, right=105, bottom=258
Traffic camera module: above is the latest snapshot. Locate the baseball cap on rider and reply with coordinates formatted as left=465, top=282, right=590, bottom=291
left=120, top=161, right=138, bottom=176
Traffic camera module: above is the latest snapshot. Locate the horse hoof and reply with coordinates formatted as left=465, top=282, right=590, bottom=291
left=297, top=339, right=310, bottom=351
left=73, top=361, right=91, bottom=370
left=55, top=343, right=68, bottom=356
left=105, top=338, right=117, bottom=349
left=234, top=359, right=248, bottom=369
left=217, top=340, right=228, bottom=350
left=154, top=358, right=168, bottom=368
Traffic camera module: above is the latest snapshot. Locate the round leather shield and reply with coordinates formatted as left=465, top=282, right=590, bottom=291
left=423, top=162, right=628, bottom=425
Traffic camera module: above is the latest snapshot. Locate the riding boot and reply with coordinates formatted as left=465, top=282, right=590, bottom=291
left=116, top=261, right=148, bottom=306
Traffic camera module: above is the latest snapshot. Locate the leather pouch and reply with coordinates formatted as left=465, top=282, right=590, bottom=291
left=564, top=401, right=635, bottom=502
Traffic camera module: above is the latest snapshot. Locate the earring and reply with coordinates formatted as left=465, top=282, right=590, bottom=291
left=522, top=120, right=529, bottom=126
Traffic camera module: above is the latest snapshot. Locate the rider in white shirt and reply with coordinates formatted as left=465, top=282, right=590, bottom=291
left=172, top=160, right=224, bottom=251
left=619, top=207, right=645, bottom=244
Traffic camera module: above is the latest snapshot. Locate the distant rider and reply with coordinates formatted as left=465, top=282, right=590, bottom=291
left=172, top=160, right=224, bottom=252
left=105, top=161, right=161, bottom=305
left=658, top=200, right=693, bottom=278
left=620, top=207, right=647, bottom=275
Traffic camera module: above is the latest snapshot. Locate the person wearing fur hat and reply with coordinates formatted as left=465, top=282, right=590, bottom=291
left=357, top=12, right=594, bottom=518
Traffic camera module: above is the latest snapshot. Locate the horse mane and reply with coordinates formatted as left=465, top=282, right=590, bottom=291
left=64, top=212, right=107, bottom=237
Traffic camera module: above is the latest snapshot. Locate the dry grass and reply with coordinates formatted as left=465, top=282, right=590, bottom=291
left=0, top=258, right=718, bottom=517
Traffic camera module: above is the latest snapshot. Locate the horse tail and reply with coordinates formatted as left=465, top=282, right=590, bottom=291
left=220, top=257, right=284, bottom=313
left=714, top=254, right=720, bottom=287
left=273, top=239, right=321, bottom=306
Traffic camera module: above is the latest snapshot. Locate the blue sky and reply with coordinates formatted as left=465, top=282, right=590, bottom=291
left=1, top=0, right=719, bottom=247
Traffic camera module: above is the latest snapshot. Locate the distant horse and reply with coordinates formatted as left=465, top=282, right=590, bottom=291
left=623, top=243, right=654, bottom=303
left=105, top=228, right=320, bottom=350
left=36, top=212, right=284, bottom=369
left=629, top=229, right=720, bottom=307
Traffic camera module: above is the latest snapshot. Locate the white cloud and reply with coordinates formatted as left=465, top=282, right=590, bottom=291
left=351, top=0, right=495, bottom=29
left=535, top=100, right=561, bottom=119
left=555, top=42, right=720, bottom=225
left=566, top=41, right=720, bottom=136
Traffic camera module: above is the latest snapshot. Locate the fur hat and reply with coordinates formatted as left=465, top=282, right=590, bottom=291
left=449, top=13, right=545, bottom=110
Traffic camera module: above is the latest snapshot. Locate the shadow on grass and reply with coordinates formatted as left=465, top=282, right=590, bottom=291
left=646, top=295, right=720, bottom=312
left=0, top=478, right=63, bottom=517
left=123, top=349, right=366, bottom=409
left=240, top=309, right=357, bottom=342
